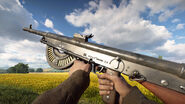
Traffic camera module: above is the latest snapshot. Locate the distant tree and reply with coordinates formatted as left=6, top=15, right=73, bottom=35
left=7, top=63, right=29, bottom=73
left=7, top=67, right=16, bottom=73
left=14, top=63, right=29, bottom=73
left=36, top=68, right=43, bottom=72
left=29, top=68, right=35, bottom=72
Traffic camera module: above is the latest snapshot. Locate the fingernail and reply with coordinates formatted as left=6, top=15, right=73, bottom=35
left=111, top=82, right=113, bottom=85
left=107, top=91, right=110, bottom=94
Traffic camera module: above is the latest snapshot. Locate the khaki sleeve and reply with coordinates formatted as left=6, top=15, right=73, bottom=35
left=32, top=70, right=90, bottom=104
left=122, top=87, right=158, bottom=104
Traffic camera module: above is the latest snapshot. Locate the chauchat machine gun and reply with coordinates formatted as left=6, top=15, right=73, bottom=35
left=23, top=25, right=185, bottom=104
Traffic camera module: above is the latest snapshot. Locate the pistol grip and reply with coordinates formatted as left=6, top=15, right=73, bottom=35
left=102, top=69, right=120, bottom=104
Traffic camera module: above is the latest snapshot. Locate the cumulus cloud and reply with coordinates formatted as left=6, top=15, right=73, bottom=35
left=158, top=10, right=174, bottom=22
left=65, top=0, right=172, bottom=50
left=44, top=18, right=64, bottom=35
left=44, top=18, right=54, bottom=28
left=0, top=0, right=47, bottom=68
left=0, top=38, right=48, bottom=68
left=176, top=23, right=185, bottom=30
left=65, top=0, right=185, bottom=63
left=156, top=40, right=185, bottom=56
left=0, top=0, right=39, bottom=41
left=156, top=40, right=185, bottom=63
left=145, top=0, right=185, bottom=21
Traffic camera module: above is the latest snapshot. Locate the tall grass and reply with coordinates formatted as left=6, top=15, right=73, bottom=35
left=0, top=73, right=162, bottom=104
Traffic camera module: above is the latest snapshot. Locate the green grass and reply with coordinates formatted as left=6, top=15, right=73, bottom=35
left=0, top=84, right=103, bottom=104
left=79, top=86, right=103, bottom=104
left=0, top=84, right=38, bottom=104
left=0, top=73, right=162, bottom=104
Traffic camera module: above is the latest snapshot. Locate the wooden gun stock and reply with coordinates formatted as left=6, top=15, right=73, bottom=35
left=141, top=82, right=185, bottom=104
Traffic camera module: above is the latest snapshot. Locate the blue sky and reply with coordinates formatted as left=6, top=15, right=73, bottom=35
left=21, top=0, right=88, bottom=36
left=0, top=0, right=185, bottom=68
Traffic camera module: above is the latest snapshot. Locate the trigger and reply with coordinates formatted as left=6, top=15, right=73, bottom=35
left=97, top=66, right=106, bottom=73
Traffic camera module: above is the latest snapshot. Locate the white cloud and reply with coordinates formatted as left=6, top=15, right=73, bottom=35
left=152, top=39, right=185, bottom=63
left=176, top=23, right=185, bottom=30
left=164, top=57, right=185, bottom=63
left=0, top=38, right=49, bottom=68
left=176, top=36, right=185, bottom=39
left=44, top=18, right=64, bottom=35
left=16, top=0, right=23, bottom=8
left=0, top=0, right=39, bottom=40
left=158, top=10, right=174, bottom=22
left=156, top=40, right=185, bottom=55
left=44, top=18, right=54, bottom=28
left=66, top=0, right=171, bottom=50
left=65, top=0, right=185, bottom=63
left=172, top=18, right=180, bottom=23
left=0, top=0, right=48, bottom=68
left=53, top=29, right=64, bottom=35
left=145, top=0, right=185, bottom=21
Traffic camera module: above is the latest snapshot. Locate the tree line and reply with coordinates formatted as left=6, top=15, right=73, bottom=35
left=7, top=63, right=43, bottom=73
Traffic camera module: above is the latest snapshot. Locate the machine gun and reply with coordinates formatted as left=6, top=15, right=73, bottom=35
left=23, top=26, right=185, bottom=104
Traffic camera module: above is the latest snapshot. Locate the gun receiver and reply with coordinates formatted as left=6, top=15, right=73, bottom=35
left=23, top=26, right=185, bottom=103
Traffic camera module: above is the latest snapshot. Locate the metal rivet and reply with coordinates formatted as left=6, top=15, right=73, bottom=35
left=59, top=44, right=64, bottom=48
left=106, top=95, right=110, bottom=99
left=133, top=71, right=139, bottom=75
left=180, top=86, right=185, bottom=90
left=161, top=80, right=168, bottom=86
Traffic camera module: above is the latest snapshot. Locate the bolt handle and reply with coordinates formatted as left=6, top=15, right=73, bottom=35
left=102, top=69, right=120, bottom=104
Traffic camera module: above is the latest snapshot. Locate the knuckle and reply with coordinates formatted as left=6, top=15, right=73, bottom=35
left=98, top=79, right=102, bottom=84
left=98, top=85, right=101, bottom=89
left=99, top=85, right=103, bottom=89
left=105, top=80, right=110, bottom=84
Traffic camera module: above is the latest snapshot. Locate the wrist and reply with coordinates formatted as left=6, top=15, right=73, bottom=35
left=114, top=77, right=132, bottom=97
left=119, top=85, right=132, bottom=97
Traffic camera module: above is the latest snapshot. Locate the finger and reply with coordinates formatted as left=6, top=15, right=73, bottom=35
left=97, top=73, right=114, bottom=81
left=99, top=84, right=113, bottom=90
left=99, top=90, right=110, bottom=96
left=98, top=79, right=113, bottom=85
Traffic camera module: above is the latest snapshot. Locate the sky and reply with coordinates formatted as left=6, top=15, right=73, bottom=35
left=0, top=0, right=185, bottom=69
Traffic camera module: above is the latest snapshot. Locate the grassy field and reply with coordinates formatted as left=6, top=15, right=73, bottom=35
left=0, top=73, right=163, bottom=104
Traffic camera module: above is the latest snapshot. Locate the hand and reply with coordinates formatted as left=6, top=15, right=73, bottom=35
left=69, top=60, right=91, bottom=76
left=98, top=73, right=132, bottom=98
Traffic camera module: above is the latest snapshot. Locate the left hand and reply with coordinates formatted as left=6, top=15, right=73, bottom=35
left=69, top=60, right=91, bottom=76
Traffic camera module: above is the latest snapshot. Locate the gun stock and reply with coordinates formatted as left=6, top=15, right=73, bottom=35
left=141, top=81, right=185, bottom=104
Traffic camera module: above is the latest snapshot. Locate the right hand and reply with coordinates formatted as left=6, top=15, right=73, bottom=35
left=97, top=73, right=132, bottom=98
